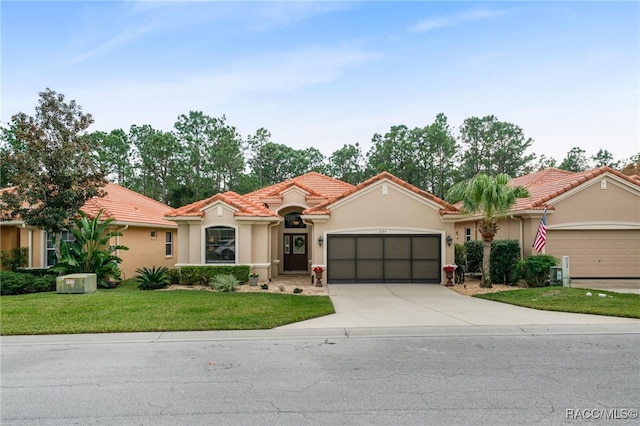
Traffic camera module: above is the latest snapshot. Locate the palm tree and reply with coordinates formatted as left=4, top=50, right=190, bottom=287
left=446, top=173, right=530, bottom=288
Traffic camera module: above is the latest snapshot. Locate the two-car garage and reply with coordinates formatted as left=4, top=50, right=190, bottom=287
left=326, top=234, right=442, bottom=283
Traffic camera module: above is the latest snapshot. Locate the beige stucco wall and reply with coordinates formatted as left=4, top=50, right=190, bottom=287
left=309, top=180, right=455, bottom=281
left=114, top=226, right=177, bottom=281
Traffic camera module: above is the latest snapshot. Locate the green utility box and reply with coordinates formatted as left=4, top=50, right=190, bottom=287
left=549, top=267, right=563, bottom=286
left=56, top=273, right=97, bottom=294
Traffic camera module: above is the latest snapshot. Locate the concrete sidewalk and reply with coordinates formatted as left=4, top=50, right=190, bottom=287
left=278, top=284, right=640, bottom=329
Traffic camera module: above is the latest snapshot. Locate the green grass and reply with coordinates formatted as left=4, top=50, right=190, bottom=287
left=0, top=281, right=335, bottom=335
left=476, top=287, right=640, bottom=319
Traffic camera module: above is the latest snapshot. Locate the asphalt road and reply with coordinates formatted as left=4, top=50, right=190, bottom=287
left=2, top=328, right=639, bottom=425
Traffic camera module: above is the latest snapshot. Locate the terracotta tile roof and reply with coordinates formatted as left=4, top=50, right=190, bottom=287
left=245, top=172, right=354, bottom=203
left=81, top=184, right=176, bottom=227
left=1, top=184, right=176, bottom=227
left=166, top=191, right=279, bottom=218
left=303, top=171, right=460, bottom=215
left=511, top=166, right=640, bottom=211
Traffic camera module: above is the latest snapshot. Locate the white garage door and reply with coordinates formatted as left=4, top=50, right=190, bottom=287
left=546, top=230, right=640, bottom=278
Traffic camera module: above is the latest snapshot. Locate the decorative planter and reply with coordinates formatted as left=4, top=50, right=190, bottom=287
left=315, top=272, right=323, bottom=287
left=442, top=265, right=457, bottom=287
left=249, top=276, right=259, bottom=286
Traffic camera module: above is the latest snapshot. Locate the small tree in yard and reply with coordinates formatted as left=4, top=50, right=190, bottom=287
left=53, top=210, right=128, bottom=286
left=0, top=88, right=107, bottom=262
left=446, top=174, right=530, bottom=288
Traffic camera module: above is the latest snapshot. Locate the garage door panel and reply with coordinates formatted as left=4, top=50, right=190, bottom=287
left=547, top=230, right=640, bottom=278
left=412, top=237, right=439, bottom=259
left=327, top=234, right=441, bottom=283
left=385, top=237, right=411, bottom=259
left=329, top=260, right=356, bottom=281
left=356, top=260, right=384, bottom=280
left=357, top=237, right=383, bottom=259
left=412, top=260, right=440, bottom=280
left=385, top=260, right=411, bottom=281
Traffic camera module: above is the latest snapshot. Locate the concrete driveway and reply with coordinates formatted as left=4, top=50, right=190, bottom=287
left=278, top=284, right=640, bottom=329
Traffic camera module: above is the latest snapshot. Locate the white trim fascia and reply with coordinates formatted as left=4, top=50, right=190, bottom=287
left=250, top=263, right=271, bottom=268
left=326, top=226, right=444, bottom=235
left=546, top=173, right=640, bottom=205
left=201, top=200, right=238, bottom=215
left=165, top=216, right=203, bottom=223
left=108, top=221, right=177, bottom=229
left=329, top=178, right=445, bottom=212
left=300, top=214, right=330, bottom=223
left=548, top=222, right=640, bottom=231
left=0, top=220, right=25, bottom=226
left=235, top=216, right=281, bottom=224
left=281, top=186, right=310, bottom=198
left=276, top=201, right=312, bottom=214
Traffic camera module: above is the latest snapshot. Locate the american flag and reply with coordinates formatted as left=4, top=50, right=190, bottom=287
left=533, top=209, right=547, bottom=252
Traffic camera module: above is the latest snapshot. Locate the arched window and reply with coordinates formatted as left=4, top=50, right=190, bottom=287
left=205, top=226, right=235, bottom=263
left=284, top=212, right=306, bottom=228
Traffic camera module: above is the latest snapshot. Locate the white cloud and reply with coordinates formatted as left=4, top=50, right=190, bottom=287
left=410, top=8, right=506, bottom=33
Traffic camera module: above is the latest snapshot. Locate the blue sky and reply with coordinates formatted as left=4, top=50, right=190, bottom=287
left=2, top=1, right=639, bottom=164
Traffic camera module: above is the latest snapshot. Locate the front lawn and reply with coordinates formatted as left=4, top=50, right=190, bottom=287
left=0, top=281, right=335, bottom=335
left=476, top=287, right=640, bottom=319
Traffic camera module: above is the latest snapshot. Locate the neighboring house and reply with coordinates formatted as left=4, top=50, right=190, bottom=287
left=166, top=171, right=460, bottom=284
left=451, top=167, right=640, bottom=279
left=0, top=184, right=178, bottom=280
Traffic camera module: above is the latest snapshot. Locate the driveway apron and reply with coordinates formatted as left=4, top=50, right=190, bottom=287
left=278, top=284, right=640, bottom=329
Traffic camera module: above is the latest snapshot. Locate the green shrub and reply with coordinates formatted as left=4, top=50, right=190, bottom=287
left=0, top=271, right=56, bottom=295
left=179, top=265, right=251, bottom=285
left=513, top=255, right=558, bottom=287
left=454, top=243, right=467, bottom=270
left=490, top=240, right=520, bottom=284
left=0, top=247, right=28, bottom=271
left=135, top=266, right=172, bottom=290
left=464, top=240, right=483, bottom=273
left=167, top=268, right=181, bottom=284
left=210, top=274, right=238, bottom=292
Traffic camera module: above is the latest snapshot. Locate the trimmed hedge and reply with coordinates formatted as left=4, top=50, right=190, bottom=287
left=490, top=240, right=520, bottom=284
left=464, top=240, right=483, bottom=273
left=0, top=271, right=57, bottom=295
left=513, top=254, right=558, bottom=287
left=179, top=265, right=251, bottom=285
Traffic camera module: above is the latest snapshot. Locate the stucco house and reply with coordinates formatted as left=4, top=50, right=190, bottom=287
left=451, top=167, right=640, bottom=279
left=0, top=184, right=178, bottom=280
left=167, top=167, right=640, bottom=284
left=166, top=171, right=460, bottom=284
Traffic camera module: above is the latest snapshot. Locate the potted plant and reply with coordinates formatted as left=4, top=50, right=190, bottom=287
left=248, top=273, right=259, bottom=286
left=313, top=265, right=324, bottom=287
left=442, top=264, right=457, bottom=286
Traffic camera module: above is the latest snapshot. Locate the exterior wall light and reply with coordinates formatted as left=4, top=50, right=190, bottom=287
left=318, top=236, right=324, bottom=247
left=446, top=235, right=453, bottom=246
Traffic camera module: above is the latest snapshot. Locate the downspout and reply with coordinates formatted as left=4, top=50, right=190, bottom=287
left=116, top=225, right=129, bottom=257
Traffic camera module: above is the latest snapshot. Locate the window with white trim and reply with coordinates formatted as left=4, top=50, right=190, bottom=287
left=465, top=228, right=471, bottom=242
left=46, top=231, right=75, bottom=266
left=205, top=226, right=235, bottom=263
left=165, top=232, right=173, bottom=257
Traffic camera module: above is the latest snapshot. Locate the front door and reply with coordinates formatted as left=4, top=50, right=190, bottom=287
left=284, top=234, right=308, bottom=271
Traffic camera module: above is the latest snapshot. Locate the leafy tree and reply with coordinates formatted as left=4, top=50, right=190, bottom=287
left=91, top=129, right=133, bottom=185
left=365, top=125, right=418, bottom=183
left=53, top=210, right=128, bottom=286
left=415, top=113, right=458, bottom=199
left=522, top=154, right=557, bottom=174
left=620, top=153, right=640, bottom=175
left=558, top=147, right=590, bottom=172
left=327, top=143, right=366, bottom=184
left=446, top=174, right=530, bottom=288
left=591, top=149, right=620, bottom=169
left=457, top=115, right=535, bottom=180
left=0, top=88, right=107, bottom=261
left=129, top=124, right=181, bottom=204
